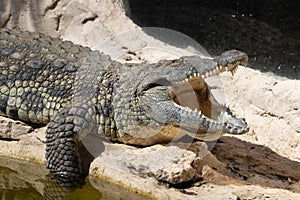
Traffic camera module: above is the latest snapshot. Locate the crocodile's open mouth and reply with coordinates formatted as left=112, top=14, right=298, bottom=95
left=140, top=50, right=249, bottom=141
left=171, top=62, right=240, bottom=122
left=169, top=60, right=249, bottom=140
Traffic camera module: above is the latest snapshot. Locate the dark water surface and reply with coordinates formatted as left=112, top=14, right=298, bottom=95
left=0, top=156, right=151, bottom=200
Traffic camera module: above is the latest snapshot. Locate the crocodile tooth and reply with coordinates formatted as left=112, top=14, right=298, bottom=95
left=222, top=103, right=227, bottom=107
left=213, top=68, right=218, bottom=75
left=193, top=73, right=197, bottom=77
left=225, top=66, right=229, bottom=71
left=219, top=111, right=225, bottom=122
left=219, top=65, right=224, bottom=71
left=201, top=74, right=205, bottom=79
left=185, top=78, right=189, bottom=82
left=224, top=122, right=230, bottom=129
left=205, top=72, right=209, bottom=77
left=197, top=73, right=200, bottom=77
left=192, top=110, right=198, bottom=116
left=231, top=125, right=237, bottom=132
left=217, top=112, right=222, bottom=122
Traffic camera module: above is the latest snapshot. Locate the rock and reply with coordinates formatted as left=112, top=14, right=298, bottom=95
left=90, top=143, right=200, bottom=185
left=211, top=136, right=300, bottom=192
left=222, top=67, right=300, bottom=161
left=0, top=116, right=46, bottom=163
left=0, top=116, right=33, bottom=140
left=1, top=0, right=196, bottom=63
left=0, top=156, right=47, bottom=194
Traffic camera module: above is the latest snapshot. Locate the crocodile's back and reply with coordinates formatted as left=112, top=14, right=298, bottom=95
left=0, top=29, right=101, bottom=124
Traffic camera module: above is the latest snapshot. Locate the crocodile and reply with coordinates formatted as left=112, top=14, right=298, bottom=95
left=0, top=28, right=249, bottom=183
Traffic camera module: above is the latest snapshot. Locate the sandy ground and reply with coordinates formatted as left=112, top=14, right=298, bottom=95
left=0, top=0, right=299, bottom=199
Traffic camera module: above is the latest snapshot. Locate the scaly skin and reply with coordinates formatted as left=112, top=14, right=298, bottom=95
left=0, top=28, right=249, bottom=182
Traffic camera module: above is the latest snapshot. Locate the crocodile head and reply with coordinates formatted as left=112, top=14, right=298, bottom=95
left=114, top=50, right=249, bottom=143
left=111, top=50, right=249, bottom=146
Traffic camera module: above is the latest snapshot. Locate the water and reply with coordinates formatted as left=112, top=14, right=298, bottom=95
left=0, top=156, right=152, bottom=200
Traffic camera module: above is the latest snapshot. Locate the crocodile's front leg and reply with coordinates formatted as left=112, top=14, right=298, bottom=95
left=45, top=103, right=98, bottom=184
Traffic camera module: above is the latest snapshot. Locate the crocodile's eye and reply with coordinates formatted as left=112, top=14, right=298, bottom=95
left=142, top=78, right=171, bottom=92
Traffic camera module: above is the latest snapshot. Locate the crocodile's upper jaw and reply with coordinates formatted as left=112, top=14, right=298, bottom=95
left=139, top=50, right=249, bottom=141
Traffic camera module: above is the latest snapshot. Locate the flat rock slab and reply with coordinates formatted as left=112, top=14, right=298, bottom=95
left=90, top=143, right=199, bottom=185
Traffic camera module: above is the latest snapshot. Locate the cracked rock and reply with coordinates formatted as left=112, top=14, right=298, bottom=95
left=92, top=143, right=201, bottom=185
left=0, top=116, right=33, bottom=140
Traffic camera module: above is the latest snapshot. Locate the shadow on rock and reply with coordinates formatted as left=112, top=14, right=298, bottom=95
left=193, top=136, right=300, bottom=192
